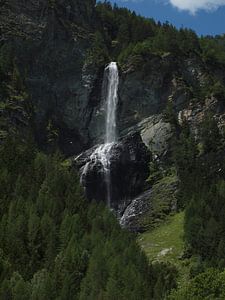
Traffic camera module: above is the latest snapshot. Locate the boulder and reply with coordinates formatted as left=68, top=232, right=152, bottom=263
left=121, top=115, right=173, bottom=159
left=74, top=133, right=151, bottom=212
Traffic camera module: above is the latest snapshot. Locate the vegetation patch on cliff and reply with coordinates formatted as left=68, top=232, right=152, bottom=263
left=138, top=212, right=184, bottom=264
left=138, top=212, right=194, bottom=290
left=137, top=172, right=178, bottom=231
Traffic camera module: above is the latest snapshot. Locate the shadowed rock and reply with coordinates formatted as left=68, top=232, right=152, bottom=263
left=74, top=133, right=151, bottom=212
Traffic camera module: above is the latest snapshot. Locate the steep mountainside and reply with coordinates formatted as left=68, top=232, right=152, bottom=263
left=1, top=0, right=225, bottom=223
left=1, top=0, right=225, bottom=299
left=1, top=0, right=224, bottom=152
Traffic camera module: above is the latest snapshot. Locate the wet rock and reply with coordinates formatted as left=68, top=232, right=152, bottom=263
left=74, top=133, right=151, bottom=211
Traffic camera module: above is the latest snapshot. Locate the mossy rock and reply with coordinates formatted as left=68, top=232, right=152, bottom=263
left=121, top=173, right=179, bottom=232
left=138, top=174, right=179, bottom=231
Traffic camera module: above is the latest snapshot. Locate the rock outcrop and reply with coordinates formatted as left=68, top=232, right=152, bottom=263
left=121, top=114, right=173, bottom=159
left=1, top=0, right=99, bottom=155
left=74, top=133, right=151, bottom=212
left=120, top=174, right=178, bottom=232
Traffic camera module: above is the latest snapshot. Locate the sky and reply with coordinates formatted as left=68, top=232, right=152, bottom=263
left=104, top=0, right=225, bottom=36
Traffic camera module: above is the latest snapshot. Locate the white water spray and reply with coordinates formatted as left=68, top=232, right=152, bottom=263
left=105, top=62, right=119, bottom=144
left=81, top=62, right=119, bottom=207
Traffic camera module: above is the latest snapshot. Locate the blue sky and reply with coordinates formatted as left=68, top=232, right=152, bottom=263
left=104, top=0, right=225, bottom=36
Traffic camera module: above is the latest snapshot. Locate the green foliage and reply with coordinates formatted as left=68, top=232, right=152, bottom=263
left=139, top=213, right=184, bottom=266
left=96, top=1, right=157, bottom=57
left=172, top=123, right=198, bottom=208
left=209, top=80, right=225, bottom=100
left=184, top=180, right=225, bottom=264
left=140, top=173, right=178, bottom=230
left=200, top=113, right=222, bottom=153
left=0, top=43, right=14, bottom=76
left=163, top=101, right=178, bottom=127
left=200, top=36, right=225, bottom=66
left=1, top=2, right=225, bottom=298
left=191, top=76, right=225, bottom=102
left=117, top=23, right=200, bottom=65
left=0, top=137, right=177, bottom=299
left=0, top=44, right=31, bottom=141
left=169, top=268, right=225, bottom=299
left=172, top=114, right=225, bottom=266
left=86, top=31, right=109, bottom=66
left=152, top=263, right=178, bottom=300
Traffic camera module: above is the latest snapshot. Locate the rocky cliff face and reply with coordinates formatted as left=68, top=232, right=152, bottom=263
left=2, top=1, right=224, bottom=154
left=0, top=1, right=192, bottom=155
left=1, top=0, right=98, bottom=155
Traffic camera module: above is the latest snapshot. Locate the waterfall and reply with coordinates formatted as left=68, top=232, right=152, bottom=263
left=105, top=62, right=119, bottom=144
left=81, top=62, right=119, bottom=207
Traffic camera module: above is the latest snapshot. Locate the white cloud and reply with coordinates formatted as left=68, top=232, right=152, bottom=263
left=169, top=0, right=225, bottom=14
left=120, top=0, right=225, bottom=14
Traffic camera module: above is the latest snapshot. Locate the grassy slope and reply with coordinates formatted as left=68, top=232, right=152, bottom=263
left=138, top=212, right=184, bottom=264
left=138, top=212, right=194, bottom=286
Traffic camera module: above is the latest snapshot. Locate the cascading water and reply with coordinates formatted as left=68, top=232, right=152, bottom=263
left=81, top=62, right=119, bottom=207
left=105, top=62, right=119, bottom=144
